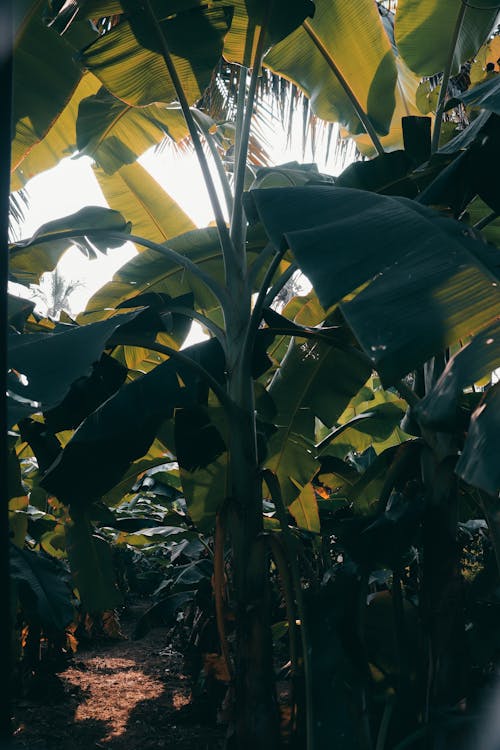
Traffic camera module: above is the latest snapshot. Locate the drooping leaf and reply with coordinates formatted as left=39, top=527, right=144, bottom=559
left=335, top=150, right=414, bottom=195
left=80, top=4, right=230, bottom=107
left=456, top=382, right=500, bottom=496
left=93, top=162, right=195, bottom=245
left=65, top=511, right=123, bottom=612
left=7, top=309, right=148, bottom=427
left=394, top=0, right=499, bottom=77
left=178, top=452, right=228, bottom=533
left=40, top=338, right=226, bottom=504
left=341, top=247, right=500, bottom=385
left=10, top=545, right=75, bottom=632
left=9, top=206, right=131, bottom=285
left=76, top=87, right=188, bottom=174
left=7, top=293, right=35, bottom=330
left=43, top=352, right=128, bottom=433
left=415, top=320, right=500, bottom=430
left=102, top=438, right=174, bottom=507
left=246, top=185, right=500, bottom=384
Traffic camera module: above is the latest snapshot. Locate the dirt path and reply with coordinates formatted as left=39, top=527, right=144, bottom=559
left=12, top=602, right=225, bottom=750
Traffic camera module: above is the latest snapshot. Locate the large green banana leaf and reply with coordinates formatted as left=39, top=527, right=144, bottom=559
left=7, top=308, right=155, bottom=428
left=65, top=510, right=123, bottom=611
left=84, top=227, right=224, bottom=316
left=246, top=185, right=500, bottom=385
left=395, top=0, right=500, bottom=77
left=80, top=4, right=230, bottom=107
left=40, top=338, right=225, bottom=504
left=9, top=206, right=131, bottom=285
left=76, top=87, right=188, bottom=174
left=264, top=0, right=420, bottom=150
left=415, top=320, right=500, bottom=430
left=265, top=337, right=371, bottom=506
left=11, top=73, right=101, bottom=190
left=12, top=1, right=92, bottom=175
left=10, top=545, right=75, bottom=632
left=83, top=224, right=272, bottom=316
left=93, top=162, right=195, bottom=244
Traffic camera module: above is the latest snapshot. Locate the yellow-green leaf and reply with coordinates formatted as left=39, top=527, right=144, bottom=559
left=94, top=162, right=195, bottom=246
left=395, top=0, right=500, bottom=77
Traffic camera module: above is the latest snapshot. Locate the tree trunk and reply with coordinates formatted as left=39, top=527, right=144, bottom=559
left=225, top=317, right=281, bottom=749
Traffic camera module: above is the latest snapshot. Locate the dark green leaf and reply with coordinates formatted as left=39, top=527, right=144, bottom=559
left=40, top=339, right=225, bottom=504
left=9, top=206, right=131, bottom=285
left=447, top=75, right=500, bottom=116
left=415, top=320, right=500, bottom=430
left=394, top=0, right=499, bottom=77
left=10, top=545, right=75, bottom=632
left=66, top=511, right=123, bottom=612
left=81, top=5, right=230, bottom=107
left=247, top=186, right=500, bottom=384
left=77, top=87, right=188, bottom=173
left=7, top=309, right=153, bottom=428
left=456, top=382, right=500, bottom=496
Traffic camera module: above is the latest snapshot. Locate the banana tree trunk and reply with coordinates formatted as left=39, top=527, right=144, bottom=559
left=225, top=307, right=281, bottom=749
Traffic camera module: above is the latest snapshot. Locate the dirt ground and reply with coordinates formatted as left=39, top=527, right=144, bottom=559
left=11, top=601, right=225, bottom=750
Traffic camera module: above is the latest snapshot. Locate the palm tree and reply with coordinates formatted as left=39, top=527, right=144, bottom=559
left=30, top=267, right=84, bottom=320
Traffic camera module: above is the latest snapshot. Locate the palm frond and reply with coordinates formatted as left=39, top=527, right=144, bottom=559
left=8, top=190, right=29, bottom=242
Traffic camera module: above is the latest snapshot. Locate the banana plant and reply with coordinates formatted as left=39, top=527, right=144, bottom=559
left=5, top=1, right=500, bottom=748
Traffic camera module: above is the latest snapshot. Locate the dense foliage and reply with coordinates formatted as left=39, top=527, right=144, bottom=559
left=4, top=1, right=500, bottom=749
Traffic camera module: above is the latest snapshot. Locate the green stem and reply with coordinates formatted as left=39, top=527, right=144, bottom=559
left=165, top=305, right=227, bottom=349
left=191, top=110, right=234, bottom=219
left=230, top=27, right=269, bottom=261
left=12, top=228, right=229, bottom=306
left=302, top=20, right=384, bottom=156
left=431, top=3, right=467, bottom=153
left=240, top=248, right=287, bottom=375
left=142, top=0, right=234, bottom=266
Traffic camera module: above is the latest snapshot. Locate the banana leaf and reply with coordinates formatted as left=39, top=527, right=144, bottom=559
left=395, top=0, right=500, bottom=77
